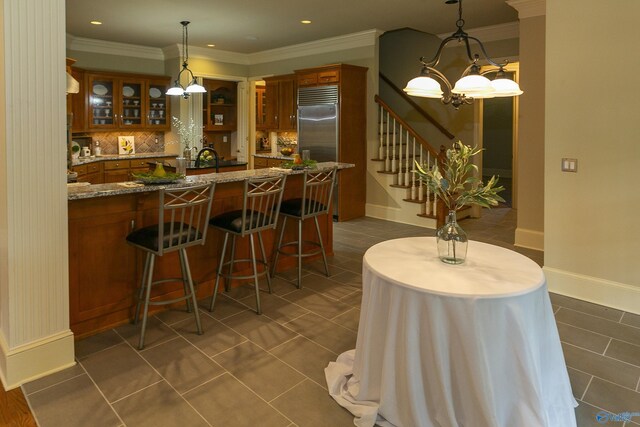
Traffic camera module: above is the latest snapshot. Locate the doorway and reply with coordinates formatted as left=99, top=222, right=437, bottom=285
left=476, top=63, right=520, bottom=209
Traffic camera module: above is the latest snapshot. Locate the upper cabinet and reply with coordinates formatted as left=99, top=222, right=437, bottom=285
left=297, top=67, right=340, bottom=87
left=255, top=84, right=267, bottom=130
left=203, top=79, right=237, bottom=132
left=82, top=71, right=171, bottom=132
left=263, top=74, right=297, bottom=132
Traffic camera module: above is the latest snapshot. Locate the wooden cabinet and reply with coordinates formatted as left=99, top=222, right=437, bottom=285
left=103, top=160, right=131, bottom=183
left=295, top=64, right=368, bottom=221
left=85, top=71, right=171, bottom=131
left=255, top=84, right=267, bottom=130
left=297, top=68, right=340, bottom=87
left=203, top=79, right=237, bottom=131
left=254, top=157, right=268, bottom=169
left=72, top=162, right=104, bottom=184
left=67, top=62, right=87, bottom=132
left=263, top=74, right=297, bottom=131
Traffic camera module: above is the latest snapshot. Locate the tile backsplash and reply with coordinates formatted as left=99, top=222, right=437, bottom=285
left=72, top=131, right=165, bottom=154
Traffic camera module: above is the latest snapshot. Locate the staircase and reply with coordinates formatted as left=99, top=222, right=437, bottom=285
left=372, top=95, right=472, bottom=228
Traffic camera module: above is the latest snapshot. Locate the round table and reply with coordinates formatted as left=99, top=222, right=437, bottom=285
left=325, top=237, right=577, bottom=427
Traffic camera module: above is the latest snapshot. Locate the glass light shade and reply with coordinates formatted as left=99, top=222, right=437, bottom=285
left=185, top=80, right=206, bottom=93
left=166, top=86, right=185, bottom=96
left=452, top=74, right=495, bottom=98
left=403, top=76, right=443, bottom=98
left=491, top=77, right=523, bottom=97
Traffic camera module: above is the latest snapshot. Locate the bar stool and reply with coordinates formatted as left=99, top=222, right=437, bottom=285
left=126, top=182, right=215, bottom=349
left=272, top=166, right=337, bottom=288
left=209, top=174, right=287, bottom=315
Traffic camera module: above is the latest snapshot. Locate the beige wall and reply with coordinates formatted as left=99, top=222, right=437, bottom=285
left=545, top=0, right=640, bottom=313
left=515, top=15, right=545, bottom=250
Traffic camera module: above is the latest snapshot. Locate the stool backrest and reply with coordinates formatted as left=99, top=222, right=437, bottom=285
left=157, top=182, right=216, bottom=255
left=301, top=166, right=338, bottom=220
left=241, top=174, right=287, bottom=236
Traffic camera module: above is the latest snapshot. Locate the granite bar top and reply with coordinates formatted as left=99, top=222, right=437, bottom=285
left=67, top=162, right=353, bottom=201
left=72, top=153, right=176, bottom=166
left=253, top=153, right=295, bottom=161
left=157, top=158, right=248, bottom=170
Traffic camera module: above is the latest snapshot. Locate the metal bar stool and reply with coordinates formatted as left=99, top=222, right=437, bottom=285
left=209, top=174, right=287, bottom=314
left=126, top=182, right=215, bottom=349
left=272, top=166, right=337, bottom=288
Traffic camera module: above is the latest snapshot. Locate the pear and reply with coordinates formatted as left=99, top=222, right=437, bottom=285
left=152, top=162, right=167, bottom=178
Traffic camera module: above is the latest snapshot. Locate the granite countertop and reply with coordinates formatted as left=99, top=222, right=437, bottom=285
left=67, top=162, right=354, bottom=201
left=253, top=153, right=295, bottom=161
left=72, top=153, right=176, bottom=166
left=157, top=158, right=248, bottom=170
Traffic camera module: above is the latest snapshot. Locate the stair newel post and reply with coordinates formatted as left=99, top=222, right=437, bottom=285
left=378, top=105, right=384, bottom=160
left=411, top=136, right=417, bottom=200
left=418, top=146, right=424, bottom=201
left=385, top=111, right=391, bottom=172
left=405, top=129, right=410, bottom=188
left=425, top=151, right=431, bottom=215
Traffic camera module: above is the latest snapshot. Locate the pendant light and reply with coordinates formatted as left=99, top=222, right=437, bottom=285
left=167, top=21, right=206, bottom=99
left=403, top=0, right=522, bottom=109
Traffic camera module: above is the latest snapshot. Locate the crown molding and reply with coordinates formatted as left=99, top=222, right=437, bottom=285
left=66, top=34, right=165, bottom=60
left=506, top=0, right=546, bottom=19
left=437, top=21, right=519, bottom=44
left=247, top=29, right=382, bottom=65
left=67, top=28, right=382, bottom=66
left=162, top=44, right=250, bottom=65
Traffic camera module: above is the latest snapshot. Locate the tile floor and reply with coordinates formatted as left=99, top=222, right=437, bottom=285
left=22, top=208, right=640, bottom=427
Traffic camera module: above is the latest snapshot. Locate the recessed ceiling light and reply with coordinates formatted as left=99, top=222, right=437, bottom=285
left=207, top=44, right=215, bottom=47
left=301, top=20, right=311, bottom=24
left=90, top=20, right=102, bottom=25
left=245, top=35, right=258, bottom=41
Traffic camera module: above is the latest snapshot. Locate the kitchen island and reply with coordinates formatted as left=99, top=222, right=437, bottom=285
left=67, top=162, right=352, bottom=338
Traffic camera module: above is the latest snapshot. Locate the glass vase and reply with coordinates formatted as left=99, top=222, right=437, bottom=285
left=436, top=210, right=468, bottom=264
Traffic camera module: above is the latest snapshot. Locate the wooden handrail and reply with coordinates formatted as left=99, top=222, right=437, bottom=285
left=379, top=72, right=455, bottom=140
left=375, top=95, right=440, bottom=159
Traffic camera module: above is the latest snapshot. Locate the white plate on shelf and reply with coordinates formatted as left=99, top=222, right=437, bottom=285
left=149, top=87, right=162, bottom=98
left=93, top=84, right=108, bottom=96
left=122, top=86, right=135, bottom=97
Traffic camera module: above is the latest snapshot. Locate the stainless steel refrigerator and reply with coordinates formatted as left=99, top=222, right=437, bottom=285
left=297, top=85, right=340, bottom=217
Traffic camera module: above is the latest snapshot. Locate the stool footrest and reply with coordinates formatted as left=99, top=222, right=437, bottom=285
left=276, top=240, right=323, bottom=259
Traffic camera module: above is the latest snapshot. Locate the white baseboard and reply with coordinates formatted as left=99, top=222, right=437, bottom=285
left=365, top=203, right=436, bottom=230
left=544, top=266, right=640, bottom=315
left=514, top=227, right=544, bottom=251
left=0, top=330, right=75, bottom=390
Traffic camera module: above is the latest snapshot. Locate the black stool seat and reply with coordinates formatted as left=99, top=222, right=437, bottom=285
left=126, top=222, right=201, bottom=252
left=210, top=210, right=272, bottom=234
left=279, top=198, right=327, bottom=218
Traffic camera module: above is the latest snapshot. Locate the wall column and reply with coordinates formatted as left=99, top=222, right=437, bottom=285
left=507, top=0, right=546, bottom=251
left=0, top=0, right=75, bottom=389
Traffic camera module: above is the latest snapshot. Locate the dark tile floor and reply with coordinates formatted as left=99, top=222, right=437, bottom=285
left=22, top=209, right=640, bottom=426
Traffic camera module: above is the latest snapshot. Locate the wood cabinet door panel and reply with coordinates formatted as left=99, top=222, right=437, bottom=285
left=278, top=79, right=296, bottom=131
left=69, top=211, right=137, bottom=324
left=104, top=170, right=130, bottom=183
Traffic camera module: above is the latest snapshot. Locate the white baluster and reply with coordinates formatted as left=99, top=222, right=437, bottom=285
left=391, top=118, right=397, bottom=174
left=410, top=137, right=417, bottom=200
left=397, top=124, right=403, bottom=185
left=384, top=111, right=390, bottom=172
left=404, top=129, right=410, bottom=187
left=425, top=152, right=431, bottom=215
left=418, top=147, right=424, bottom=201
left=378, top=105, right=384, bottom=160
left=432, top=190, right=437, bottom=217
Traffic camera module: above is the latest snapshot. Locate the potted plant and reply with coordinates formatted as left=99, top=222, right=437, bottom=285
left=415, top=141, right=505, bottom=264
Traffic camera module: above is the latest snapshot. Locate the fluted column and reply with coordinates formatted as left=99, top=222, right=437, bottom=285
left=0, top=0, right=75, bottom=389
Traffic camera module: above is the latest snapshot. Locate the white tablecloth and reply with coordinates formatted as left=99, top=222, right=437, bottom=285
left=326, top=237, right=577, bottom=427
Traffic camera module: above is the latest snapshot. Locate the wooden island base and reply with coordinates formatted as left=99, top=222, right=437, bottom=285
left=68, top=173, right=333, bottom=339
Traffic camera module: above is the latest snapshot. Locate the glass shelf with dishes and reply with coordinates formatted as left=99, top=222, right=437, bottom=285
left=203, top=79, right=237, bottom=132
left=88, top=78, right=115, bottom=128
left=120, top=80, right=144, bottom=129
left=147, top=80, right=169, bottom=129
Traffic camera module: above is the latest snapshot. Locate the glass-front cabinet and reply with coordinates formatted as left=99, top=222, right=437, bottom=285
left=86, top=72, right=170, bottom=131
left=204, top=79, right=237, bottom=131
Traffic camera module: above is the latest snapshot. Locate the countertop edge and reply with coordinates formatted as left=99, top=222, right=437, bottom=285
left=71, top=153, right=177, bottom=166
left=68, top=162, right=354, bottom=200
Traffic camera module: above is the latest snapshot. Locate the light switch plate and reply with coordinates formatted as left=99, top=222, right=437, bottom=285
left=561, top=158, right=577, bottom=172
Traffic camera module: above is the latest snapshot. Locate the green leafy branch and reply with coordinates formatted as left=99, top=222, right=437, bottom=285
left=414, top=141, right=505, bottom=211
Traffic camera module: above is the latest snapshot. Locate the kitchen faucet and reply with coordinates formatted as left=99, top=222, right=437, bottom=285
left=194, top=145, right=219, bottom=173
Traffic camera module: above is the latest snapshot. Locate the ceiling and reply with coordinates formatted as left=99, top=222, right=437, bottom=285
left=65, top=0, right=518, bottom=54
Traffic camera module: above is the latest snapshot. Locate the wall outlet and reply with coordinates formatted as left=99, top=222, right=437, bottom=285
left=561, top=158, right=577, bottom=172
left=223, top=135, right=228, bottom=143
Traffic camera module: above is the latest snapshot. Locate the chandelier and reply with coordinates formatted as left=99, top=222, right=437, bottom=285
left=403, top=0, right=523, bottom=109
left=167, top=21, right=206, bottom=99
